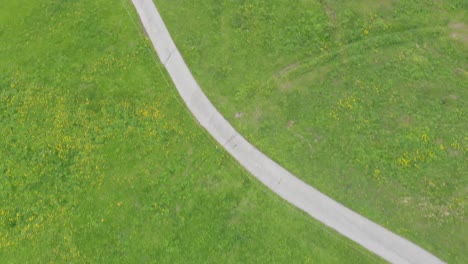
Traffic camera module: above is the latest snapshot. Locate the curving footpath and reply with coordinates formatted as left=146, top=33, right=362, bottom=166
left=130, top=0, right=445, bottom=263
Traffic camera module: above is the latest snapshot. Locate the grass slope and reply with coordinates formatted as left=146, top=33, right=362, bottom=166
left=156, top=0, right=467, bottom=262
left=0, top=0, right=380, bottom=262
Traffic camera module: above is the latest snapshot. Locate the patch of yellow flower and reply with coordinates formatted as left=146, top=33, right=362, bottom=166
left=337, top=94, right=358, bottom=110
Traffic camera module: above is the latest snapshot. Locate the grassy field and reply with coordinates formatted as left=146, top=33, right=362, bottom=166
left=0, top=0, right=384, bottom=263
left=156, top=0, right=467, bottom=262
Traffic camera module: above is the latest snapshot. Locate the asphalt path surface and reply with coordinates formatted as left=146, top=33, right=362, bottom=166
left=130, top=1, right=445, bottom=263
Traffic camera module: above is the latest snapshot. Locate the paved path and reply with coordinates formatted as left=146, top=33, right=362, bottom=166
left=130, top=1, right=445, bottom=263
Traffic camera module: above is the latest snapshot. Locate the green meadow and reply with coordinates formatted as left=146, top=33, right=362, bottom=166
left=157, top=0, right=467, bottom=262
left=0, top=0, right=383, bottom=263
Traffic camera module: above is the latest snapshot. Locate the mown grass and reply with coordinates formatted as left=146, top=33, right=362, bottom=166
left=0, top=0, right=383, bottom=262
left=156, top=0, right=467, bottom=262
